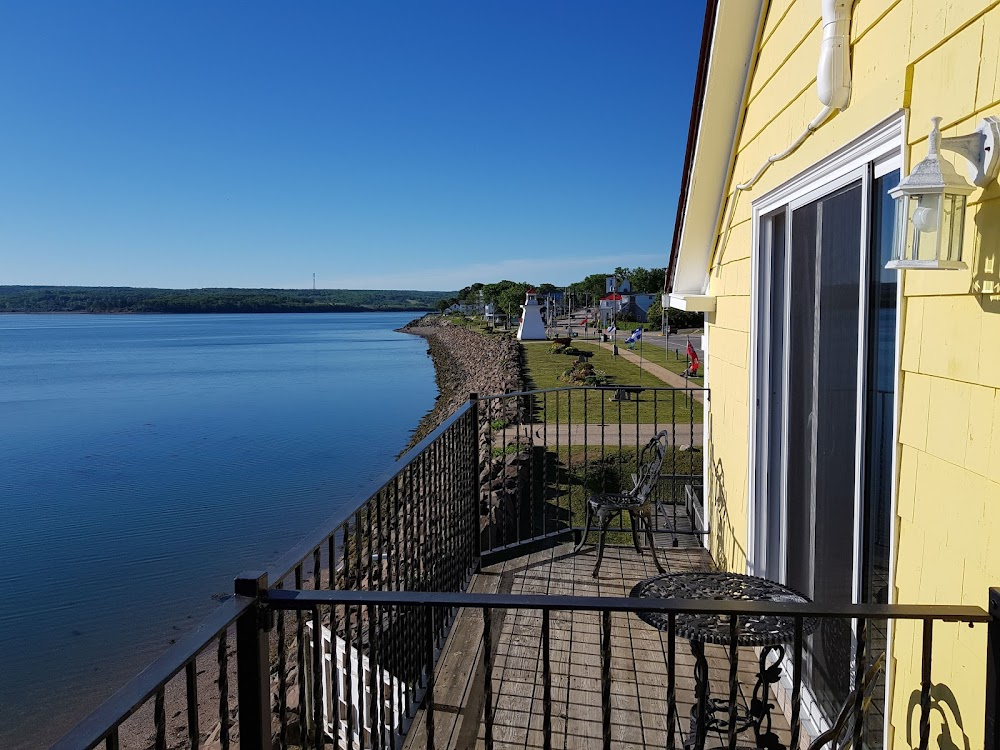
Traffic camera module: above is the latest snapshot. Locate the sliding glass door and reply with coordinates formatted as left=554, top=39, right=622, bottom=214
left=754, top=164, right=899, bottom=736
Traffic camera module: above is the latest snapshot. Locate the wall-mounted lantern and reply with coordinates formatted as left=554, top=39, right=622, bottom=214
left=887, top=116, right=1000, bottom=270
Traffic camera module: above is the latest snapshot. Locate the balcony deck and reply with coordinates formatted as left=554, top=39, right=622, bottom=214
left=408, top=533, right=799, bottom=750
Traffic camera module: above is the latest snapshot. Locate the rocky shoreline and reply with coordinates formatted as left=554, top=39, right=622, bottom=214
left=399, top=314, right=526, bottom=451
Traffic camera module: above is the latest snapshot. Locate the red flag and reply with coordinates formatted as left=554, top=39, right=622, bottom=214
left=686, top=340, right=700, bottom=372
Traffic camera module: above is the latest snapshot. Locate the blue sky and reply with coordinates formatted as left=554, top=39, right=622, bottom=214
left=0, top=1, right=706, bottom=291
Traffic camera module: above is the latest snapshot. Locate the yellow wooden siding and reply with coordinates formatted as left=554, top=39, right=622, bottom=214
left=702, top=1, right=1000, bottom=746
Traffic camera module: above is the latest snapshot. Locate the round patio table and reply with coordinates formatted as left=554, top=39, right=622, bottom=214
left=630, top=572, right=817, bottom=750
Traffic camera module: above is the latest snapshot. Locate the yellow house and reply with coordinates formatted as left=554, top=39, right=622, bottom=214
left=668, top=0, right=1000, bottom=746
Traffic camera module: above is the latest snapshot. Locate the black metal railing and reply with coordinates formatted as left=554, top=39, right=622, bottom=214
left=51, top=385, right=1000, bottom=750
left=476, top=385, right=708, bottom=556
left=50, top=595, right=253, bottom=750
left=264, top=588, right=994, bottom=750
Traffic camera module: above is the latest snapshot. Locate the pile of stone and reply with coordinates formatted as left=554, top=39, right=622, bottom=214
left=400, top=315, right=526, bottom=450
left=401, top=315, right=533, bottom=546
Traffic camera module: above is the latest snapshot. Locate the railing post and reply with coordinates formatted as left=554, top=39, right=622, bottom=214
left=235, top=571, right=271, bottom=750
left=469, top=392, right=481, bottom=574
left=987, top=587, right=1000, bottom=750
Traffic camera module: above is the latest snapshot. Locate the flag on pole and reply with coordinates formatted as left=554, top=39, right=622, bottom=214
left=607, top=323, right=616, bottom=336
left=686, top=338, right=700, bottom=374
left=625, top=328, right=642, bottom=346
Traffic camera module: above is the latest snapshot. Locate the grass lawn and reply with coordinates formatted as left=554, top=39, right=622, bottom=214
left=520, top=340, right=703, bottom=424
left=617, top=339, right=705, bottom=386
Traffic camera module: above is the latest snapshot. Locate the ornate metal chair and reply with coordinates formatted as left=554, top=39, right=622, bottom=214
left=804, top=654, right=884, bottom=750
left=574, top=429, right=670, bottom=577
left=701, top=654, right=884, bottom=750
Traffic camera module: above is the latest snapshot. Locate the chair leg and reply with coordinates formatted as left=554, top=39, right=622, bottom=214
left=575, top=501, right=594, bottom=552
left=593, top=513, right=613, bottom=578
left=630, top=513, right=644, bottom=555
left=641, top=511, right=666, bottom=574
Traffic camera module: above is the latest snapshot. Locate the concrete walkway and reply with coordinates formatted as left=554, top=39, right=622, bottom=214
left=499, top=422, right=704, bottom=448
left=589, top=340, right=706, bottom=403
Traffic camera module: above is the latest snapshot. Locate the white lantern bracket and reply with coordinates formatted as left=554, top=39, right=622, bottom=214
left=938, top=116, right=1000, bottom=187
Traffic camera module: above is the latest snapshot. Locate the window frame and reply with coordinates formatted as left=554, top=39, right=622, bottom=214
left=746, top=110, right=906, bottom=741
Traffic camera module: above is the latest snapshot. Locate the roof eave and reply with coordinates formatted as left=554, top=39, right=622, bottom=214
left=666, top=0, right=767, bottom=302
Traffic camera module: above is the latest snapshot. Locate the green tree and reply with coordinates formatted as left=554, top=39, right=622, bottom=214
left=436, top=299, right=450, bottom=312
left=568, top=273, right=607, bottom=301
left=646, top=295, right=664, bottom=330
left=497, top=282, right=532, bottom=318
left=480, top=280, right=511, bottom=304
left=456, top=283, right=484, bottom=303
left=666, top=308, right=704, bottom=330
left=617, top=308, right=639, bottom=323
left=626, top=267, right=666, bottom=293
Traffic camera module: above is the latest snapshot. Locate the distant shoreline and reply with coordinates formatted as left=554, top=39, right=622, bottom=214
left=0, top=285, right=453, bottom=315
left=0, top=307, right=435, bottom=314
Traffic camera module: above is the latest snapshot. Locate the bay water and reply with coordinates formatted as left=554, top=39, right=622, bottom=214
left=0, top=312, right=437, bottom=748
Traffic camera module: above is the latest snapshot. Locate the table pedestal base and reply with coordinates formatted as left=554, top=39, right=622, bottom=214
left=683, top=642, right=787, bottom=750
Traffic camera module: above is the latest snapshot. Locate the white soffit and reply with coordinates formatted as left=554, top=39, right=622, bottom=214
left=666, top=293, right=717, bottom=313
left=670, top=0, right=766, bottom=301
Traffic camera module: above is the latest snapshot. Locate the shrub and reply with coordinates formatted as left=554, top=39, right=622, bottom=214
left=558, top=360, right=606, bottom=385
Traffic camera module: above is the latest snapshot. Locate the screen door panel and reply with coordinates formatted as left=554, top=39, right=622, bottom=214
left=786, top=181, right=863, bottom=719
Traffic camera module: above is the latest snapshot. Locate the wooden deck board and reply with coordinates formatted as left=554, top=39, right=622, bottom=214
left=407, top=540, right=799, bottom=750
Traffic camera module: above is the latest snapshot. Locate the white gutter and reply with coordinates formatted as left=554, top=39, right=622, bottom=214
left=668, top=0, right=767, bottom=312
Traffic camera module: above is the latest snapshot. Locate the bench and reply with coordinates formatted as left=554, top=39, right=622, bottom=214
left=609, top=386, right=643, bottom=402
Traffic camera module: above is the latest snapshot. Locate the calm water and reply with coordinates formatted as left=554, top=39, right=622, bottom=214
left=0, top=313, right=436, bottom=749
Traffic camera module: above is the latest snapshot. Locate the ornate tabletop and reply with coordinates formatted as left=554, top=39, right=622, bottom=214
left=630, top=572, right=817, bottom=749
left=629, top=571, right=816, bottom=646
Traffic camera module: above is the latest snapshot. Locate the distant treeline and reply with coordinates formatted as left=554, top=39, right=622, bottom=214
left=0, top=286, right=454, bottom=314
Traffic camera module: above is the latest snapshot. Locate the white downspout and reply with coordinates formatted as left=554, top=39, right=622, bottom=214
left=736, top=0, right=854, bottom=191
left=817, top=0, right=853, bottom=110
left=713, top=0, right=856, bottom=262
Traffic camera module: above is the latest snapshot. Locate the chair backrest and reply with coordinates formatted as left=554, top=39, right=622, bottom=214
left=806, top=654, right=885, bottom=750
left=631, top=430, right=670, bottom=504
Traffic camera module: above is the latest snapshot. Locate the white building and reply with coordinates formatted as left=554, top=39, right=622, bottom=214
left=605, top=275, right=631, bottom=294
left=516, top=289, right=547, bottom=340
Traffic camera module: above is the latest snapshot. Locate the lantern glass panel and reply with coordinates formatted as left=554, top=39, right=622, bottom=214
left=942, top=193, right=967, bottom=263
left=891, top=195, right=908, bottom=263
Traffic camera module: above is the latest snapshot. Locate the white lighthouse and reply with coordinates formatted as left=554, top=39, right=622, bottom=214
left=516, top=289, right=547, bottom=341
